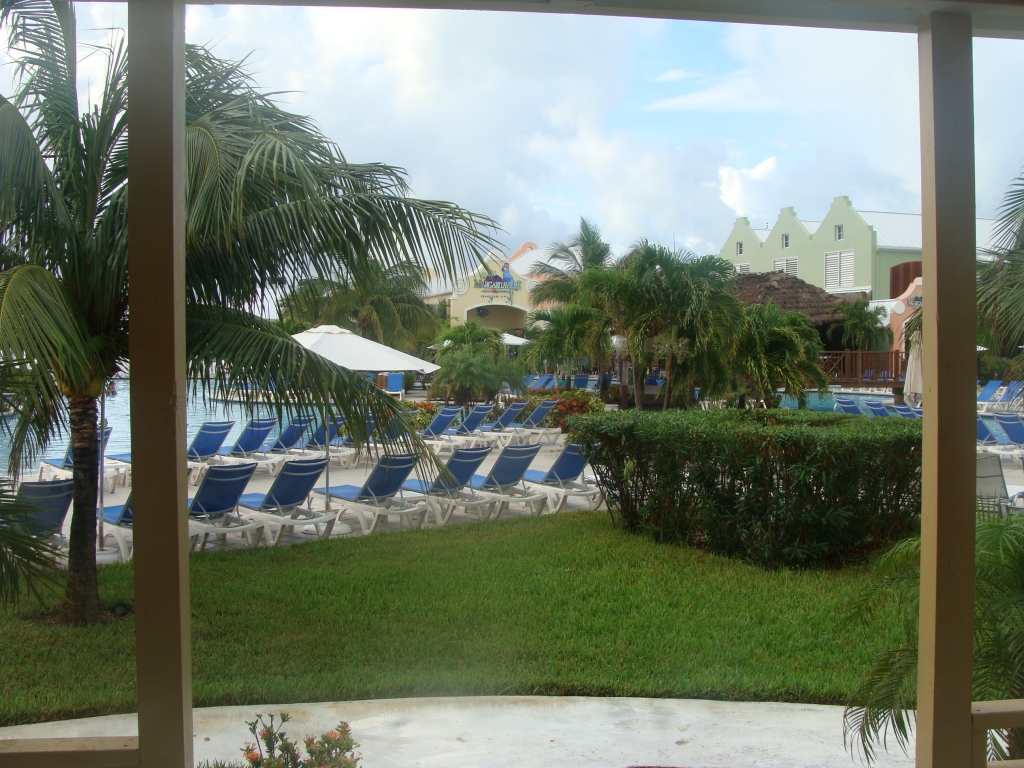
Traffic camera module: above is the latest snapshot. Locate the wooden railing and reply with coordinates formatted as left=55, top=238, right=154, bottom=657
left=973, top=699, right=1024, bottom=768
left=819, top=350, right=906, bottom=386
left=0, top=737, right=137, bottom=767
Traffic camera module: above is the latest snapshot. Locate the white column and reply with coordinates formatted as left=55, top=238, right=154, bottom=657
left=126, top=1, right=192, bottom=766
left=916, top=12, right=977, bottom=768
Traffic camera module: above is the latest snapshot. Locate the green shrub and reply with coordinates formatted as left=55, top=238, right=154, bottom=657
left=507, top=390, right=604, bottom=430
left=568, top=409, right=922, bottom=567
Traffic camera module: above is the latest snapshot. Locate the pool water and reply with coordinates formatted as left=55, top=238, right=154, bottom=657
left=778, top=392, right=893, bottom=413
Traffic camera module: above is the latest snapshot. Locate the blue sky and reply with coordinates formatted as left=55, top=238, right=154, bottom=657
left=4, top=4, right=1024, bottom=273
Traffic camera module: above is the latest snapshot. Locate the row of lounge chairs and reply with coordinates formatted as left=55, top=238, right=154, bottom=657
left=977, top=380, right=1024, bottom=412
left=18, top=436, right=601, bottom=560
left=834, top=397, right=921, bottom=418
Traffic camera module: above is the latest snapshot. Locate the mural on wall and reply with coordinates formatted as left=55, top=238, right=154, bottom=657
left=473, top=261, right=522, bottom=306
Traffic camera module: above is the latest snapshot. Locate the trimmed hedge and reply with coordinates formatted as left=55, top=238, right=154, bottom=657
left=568, top=409, right=922, bottom=567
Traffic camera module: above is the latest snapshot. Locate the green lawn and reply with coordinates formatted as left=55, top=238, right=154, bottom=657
left=0, top=512, right=900, bottom=726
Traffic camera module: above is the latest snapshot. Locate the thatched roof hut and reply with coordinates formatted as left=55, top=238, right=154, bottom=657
left=733, top=272, right=866, bottom=325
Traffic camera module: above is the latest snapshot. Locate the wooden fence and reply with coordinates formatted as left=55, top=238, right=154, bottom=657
left=819, top=350, right=906, bottom=386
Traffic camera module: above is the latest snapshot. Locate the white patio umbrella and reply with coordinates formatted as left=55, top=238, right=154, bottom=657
left=502, top=333, right=529, bottom=347
left=292, top=325, right=439, bottom=373
left=905, top=338, right=923, bottom=406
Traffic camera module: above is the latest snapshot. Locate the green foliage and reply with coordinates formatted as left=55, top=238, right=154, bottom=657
left=508, top=390, right=604, bottom=430
left=197, top=713, right=359, bottom=768
left=829, top=299, right=893, bottom=351
left=0, top=488, right=61, bottom=608
left=433, top=321, right=503, bottom=359
left=569, top=409, right=922, bottom=567
left=844, top=514, right=1024, bottom=762
left=430, top=322, right=521, bottom=405
left=0, top=513, right=902, bottom=724
left=522, top=305, right=610, bottom=378
left=528, top=217, right=614, bottom=307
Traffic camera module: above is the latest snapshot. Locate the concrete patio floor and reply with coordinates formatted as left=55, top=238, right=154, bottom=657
left=0, top=696, right=916, bottom=768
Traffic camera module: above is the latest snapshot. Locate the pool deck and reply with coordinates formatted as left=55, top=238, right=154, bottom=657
left=0, top=696, right=916, bottom=768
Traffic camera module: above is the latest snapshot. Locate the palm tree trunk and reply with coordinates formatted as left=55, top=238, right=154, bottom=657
left=618, top=358, right=629, bottom=410
left=632, top=361, right=644, bottom=411
left=596, top=361, right=607, bottom=399
left=662, top=355, right=673, bottom=410
left=64, top=394, right=101, bottom=625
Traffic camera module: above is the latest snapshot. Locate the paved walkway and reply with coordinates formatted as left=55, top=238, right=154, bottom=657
left=0, top=696, right=915, bottom=768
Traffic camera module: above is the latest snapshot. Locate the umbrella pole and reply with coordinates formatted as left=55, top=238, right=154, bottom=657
left=323, top=406, right=331, bottom=514
left=98, top=387, right=105, bottom=547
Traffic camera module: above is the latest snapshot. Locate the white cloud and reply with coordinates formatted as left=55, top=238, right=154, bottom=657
left=654, top=68, right=697, bottom=82
left=718, top=157, right=777, bottom=216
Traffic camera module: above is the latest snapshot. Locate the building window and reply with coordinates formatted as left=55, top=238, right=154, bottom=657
left=835, top=224, right=844, bottom=241
left=737, top=263, right=750, bottom=274
left=773, top=258, right=798, bottom=277
left=825, top=250, right=855, bottom=290
left=736, top=241, right=744, bottom=256
left=782, top=233, right=790, bottom=248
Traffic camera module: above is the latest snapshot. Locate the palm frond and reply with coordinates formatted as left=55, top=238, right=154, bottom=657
left=0, top=487, right=61, bottom=608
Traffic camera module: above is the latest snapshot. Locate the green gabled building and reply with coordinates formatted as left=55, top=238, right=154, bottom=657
left=719, top=195, right=998, bottom=300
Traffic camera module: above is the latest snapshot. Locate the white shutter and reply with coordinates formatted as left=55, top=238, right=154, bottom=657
left=785, top=257, right=798, bottom=277
left=773, top=259, right=786, bottom=273
left=840, top=251, right=855, bottom=288
left=825, top=252, right=840, bottom=290
left=737, top=263, right=750, bottom=274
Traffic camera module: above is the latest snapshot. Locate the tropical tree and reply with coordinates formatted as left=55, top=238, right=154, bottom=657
left=434, top=321, right=505, bottom=359
left=845, top=513, right=1024, bottom=763
left=529, top=217, right=615, bottom=306
left=431, top=322, right=520, bottom=405
left=732, top=303, right=828, bottom=407
left=0, top=2, right=496, bottom=622
left=829, top=298, right=893, bottom=351
left=278, top=261, right=439, bottom=351
left=523, top=304, right=611, bottom=385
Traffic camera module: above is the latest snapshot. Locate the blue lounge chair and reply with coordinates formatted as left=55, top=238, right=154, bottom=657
left=467, top=442, right=547, bottom=517
left=992, top=381, right=1024, bottom=412
left=893, top=403, right=920, bottom=418
left=384, top=372, right=405, bottom=399
left=265, top=414, right=317, bottom=454
left=97, top=493, right=135, bottom=560
left=40, top=430, right=113, bottom=479
left=572, top=373, right=590, bottom=389
left=511, top=399, right=561, bottom=444
left=306, top=416, right=344, bottom=450
left=475, top=401, right=528, bottom=446
left=17, top=479, right=74, bottom=539
left=833, top=396, right=863, bottom=415
left=187, top=462, right=263, bottom=551
left=864, top=400, right=890, bottom=417
left=861, top=369, right=876, bottom=382
left=239, top=457, right=336, bottom=545
left=977, top=415, right=1009, bottom=452
left=217, top=417, right=286, bottom=475
left=522, top=375, right=537, bottom=391
left=419, top=406, right=463, bottom=440
left=523, top=442, right=603, bottom=512
left=186, top=421, right=236, bottom=461
left=977, top=380, right=1002, bottom=410
left=544, top=375, right=559, bottom=390
left=443, top=403, right=495, bottom=442
left=401, top=445, right=495, bottom=525
left=993, top=413, right=1024, bottom=458
left=532, top=374, right=553, bottom=391
left=312, top=453, right=426, bottom=534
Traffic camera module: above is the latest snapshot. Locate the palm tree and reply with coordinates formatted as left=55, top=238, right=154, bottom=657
left=529, top=217, right=614, bottom=307
left=279, top=261, right=439, bottom=351
left=0, top=2, right=497, bottom=622
left=431, top=322, right=519, bottom=405
left=829, top=298, right=893, bottom=351
left=523, top=304, right=610, bottom=385
left=732, top=303, right=828, bottom=408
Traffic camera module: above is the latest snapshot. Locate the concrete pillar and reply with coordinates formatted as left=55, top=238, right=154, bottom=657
left=916, top=12, right=977, bottom=768
left=126, top=1, right=192, bottom=767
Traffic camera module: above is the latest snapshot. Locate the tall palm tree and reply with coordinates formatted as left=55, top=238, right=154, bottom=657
left=529, top=217, right=614, bottom=307
left=0, top=1, right=497, bottom=622
left=523, top=304, right=610, bottom=385
left=732, top=303, right=827, bottom=408
left=279, top=261, right=439, bottom=351
left=431, top=322, right=519, bottom=406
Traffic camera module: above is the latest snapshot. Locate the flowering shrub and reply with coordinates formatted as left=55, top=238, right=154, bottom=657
left=198, top=713, right=360, bottom=768
left=408, top=400, right=440, bottom=431
left=503, top=391, right=604, bottom=431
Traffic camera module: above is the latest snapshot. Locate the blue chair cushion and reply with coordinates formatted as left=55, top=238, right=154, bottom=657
left=312, top=484, right=365, bottom=500
left=238, top=492, right=268, bottom=510
left=522, top=469, right=549, bottom=485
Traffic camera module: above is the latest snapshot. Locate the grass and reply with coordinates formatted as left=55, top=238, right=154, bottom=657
left=0, top=512, right=901, bottom=726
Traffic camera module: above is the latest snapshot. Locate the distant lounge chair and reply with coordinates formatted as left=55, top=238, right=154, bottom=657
left=530, top=374, right=552, bottom=391
left=833, top=396, right=863, bottom=415
left=976, top=453, right=1024, bottom=517
left=861, top=369, right=876, bottom=381
left=239, top=457, right=337, bottom=546
left=467, top=443, right=547, bottom=518
left=993, top=413, right=1024, bottom=458
left=572, top=374, right=590, bottom=389
left=992, top=381, right=1024, bottom=412
left=475, top=401, right=528, bottom=446
left=98, top=493, right=134, bottom=561
left=418, top=406, right=463, bottom=440
left=523, top=442, right=603, bottom=512
left=977, top=379, right=1002, bottom=411
left=978, top=415, right=1010, bottom=453
left=913, top=406, right=923, bottom=417
left=401, top=445, right=495, bottom=526
left=511, top=399, right=561, bottom=444
left=303, top=415, right=358, bottom=468
left=17, top=479, right=74, bottom=540
left=429, top=403, right=494, bottom=453
left=893, top=403, right=920, bottom=418
left=40, top=426, right=120, bottom=489
left=217, top=417, right=286, bottom=475
left=864, top=400, right=890, bottom=417
left=384, top=372, right=405, bottom=399
left=264, top=414, right=317, bottom=454
left=188, top=462, right=263, bottom=551
left=312, top=453, right=426, bottom=535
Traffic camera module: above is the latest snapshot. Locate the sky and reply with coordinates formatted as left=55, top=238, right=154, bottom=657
left=3, top=4, right=1024, bottom=274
